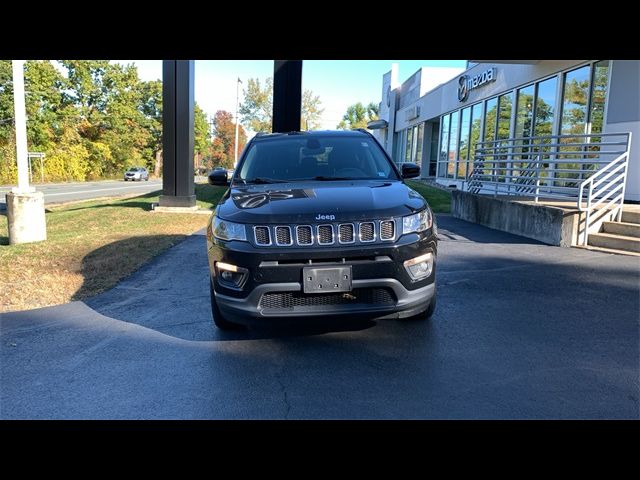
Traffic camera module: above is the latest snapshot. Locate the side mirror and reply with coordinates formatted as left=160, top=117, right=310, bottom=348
left=401, top=162, right=420, bottom=179
left=208, top=170, right=229, bottom=186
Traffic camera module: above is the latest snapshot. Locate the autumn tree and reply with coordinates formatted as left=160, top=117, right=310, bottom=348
left=239, top=77, right=324, bottom=132
left=336, top=102, right=379, bottom=130
left=210, top=110, right=247, bottom=170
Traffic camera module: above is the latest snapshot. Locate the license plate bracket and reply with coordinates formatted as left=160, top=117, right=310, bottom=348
left=303, top=266, right=352, bottom=294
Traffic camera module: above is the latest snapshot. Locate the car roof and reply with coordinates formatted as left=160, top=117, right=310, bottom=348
left=251, top=130, right=371, bottom=142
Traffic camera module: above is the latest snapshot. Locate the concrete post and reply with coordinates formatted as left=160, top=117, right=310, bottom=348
left=159, top=60, right=197, bottom=210
left=273, top=60, right=302, bottom=133
left=6, top=60, right=46, bottom=244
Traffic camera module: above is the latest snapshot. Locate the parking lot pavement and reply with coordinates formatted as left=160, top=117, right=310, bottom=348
left=1, top=215, right=638, bottom=419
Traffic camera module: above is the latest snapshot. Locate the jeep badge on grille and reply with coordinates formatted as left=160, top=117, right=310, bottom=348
left=315, top=214, right=336, bottom=221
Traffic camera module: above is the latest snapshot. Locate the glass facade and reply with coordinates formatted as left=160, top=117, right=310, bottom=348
left=533, top=76, right=557, bottom=137
left=469, top=103, right=482, bottom=163
left=429, top=61, right=610, bottom=183
left=589, top=60, right=609, bottom=135
left=560, top=65, right=590, bottom=135
left=447, top=111, right=459, bottom=178
left=483, top=97, right=498, bottom=142
left=438, top=114, right=450, bottom=177
left=457, top=107, right=471, bottom=178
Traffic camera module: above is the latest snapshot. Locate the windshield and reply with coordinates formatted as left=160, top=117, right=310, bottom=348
left=237, top=135, right=399, bottom=183
left=127, top=167, right=138, bottom=172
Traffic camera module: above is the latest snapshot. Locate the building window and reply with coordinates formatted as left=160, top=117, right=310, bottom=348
left=415, top=123, right=424, bottom=167
left=589, top=60, right=609, bottom=135
left=515, top=85, right=534, bottom=139
left=429, top=122, right=439, bottom=177
left=457, top=107, right=471, bottom=179
left=438, top=114, right=450, bottom=177
left=558, top=65, right=591, bottom=186
left=560, top=65, right=590, bottom=135
left=497, top=92, right=513, bottom=140
left=468, top=103, right=483, bottom=177
left=483, top=97, right=498, bottom=142
left=447, top=111, right=459, bottom=178
left=533, top=76, right=557, bottom=137
left=405, top=127, right=413, bottom=162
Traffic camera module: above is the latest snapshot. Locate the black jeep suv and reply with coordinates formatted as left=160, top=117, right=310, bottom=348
left=206, top=130, right=437, bottom=329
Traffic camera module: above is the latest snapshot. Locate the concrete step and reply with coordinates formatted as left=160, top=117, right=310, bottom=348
left=621, top=210, right=640, bottom=224
left=588, top=232, right=640, bottom=252
left=575, top=244, right=640, bottom=257
left=603, top=221, right=640, bottom=238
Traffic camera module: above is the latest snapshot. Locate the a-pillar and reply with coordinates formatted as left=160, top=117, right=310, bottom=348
left=159, top=60, right=196, bottom=209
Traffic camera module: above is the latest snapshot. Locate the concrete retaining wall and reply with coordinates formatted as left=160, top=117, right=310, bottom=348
left=451, top=190, right=580, bottom=247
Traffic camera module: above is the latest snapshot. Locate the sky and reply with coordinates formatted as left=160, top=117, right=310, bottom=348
left=111, top=60, right=467, bottom=132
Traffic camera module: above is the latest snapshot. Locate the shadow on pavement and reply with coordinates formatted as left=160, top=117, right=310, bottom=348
left=81, top=233, right=376, bottom=341
left=216, top=317, right=377, bottom=341
left=59, top=191, right=162, bottom=213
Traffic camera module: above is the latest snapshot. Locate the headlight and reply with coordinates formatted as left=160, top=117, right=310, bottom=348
left=212, top=215, right=247, bottom=241
left=402, top=209, right=433, bottom=235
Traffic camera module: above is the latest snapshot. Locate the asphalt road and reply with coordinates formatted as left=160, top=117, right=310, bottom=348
left=1, top=215, right=638, bottom=419
left=0, top=179, right=163, bottom=207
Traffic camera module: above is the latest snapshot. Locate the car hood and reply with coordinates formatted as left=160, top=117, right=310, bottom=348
left=215, top=180, right=428, bottom=224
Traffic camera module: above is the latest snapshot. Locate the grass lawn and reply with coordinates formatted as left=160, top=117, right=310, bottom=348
left=405, top=180, right=452, bottom=213
left=0, top=183, right=226, bottom=313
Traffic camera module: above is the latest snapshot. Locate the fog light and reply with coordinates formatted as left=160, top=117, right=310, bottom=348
left=403, top=252, right=433, bottom=281
left=216, top=261, right=249, bottom=289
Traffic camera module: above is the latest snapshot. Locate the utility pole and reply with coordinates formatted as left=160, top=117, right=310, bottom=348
left=13, top=61, right=30, bottom=194
left=6, top=60, right=46, bottom=244
left=234, top=77, right=242, bottom=168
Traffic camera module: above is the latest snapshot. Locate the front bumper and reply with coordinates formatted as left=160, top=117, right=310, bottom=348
left=215, top=278, right=435, bottom=324
left=207, top=226, right=437, bottom=324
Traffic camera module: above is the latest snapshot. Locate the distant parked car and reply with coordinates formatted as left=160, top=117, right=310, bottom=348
left=124, top=167, right=149, bottom=181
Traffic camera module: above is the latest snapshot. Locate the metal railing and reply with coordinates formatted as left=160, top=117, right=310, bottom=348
left=466, top=132, right=632, bottom=245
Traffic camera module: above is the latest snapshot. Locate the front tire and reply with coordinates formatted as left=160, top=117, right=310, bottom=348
left=210, top=278, right=244, bottom=330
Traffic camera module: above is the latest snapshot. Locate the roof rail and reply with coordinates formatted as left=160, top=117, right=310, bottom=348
left=355, top=128, right=372, bottom=135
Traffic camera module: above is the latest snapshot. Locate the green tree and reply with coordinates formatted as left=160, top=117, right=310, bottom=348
left=239, top=78, right=272, bottom=133
left=138, top=79, right=163, bottom=176
left=239, top=77, right=324, bottom=132
left=336, top=102, right=379, bottom=130
left=302, top=89, right=324, bottom=130
left=194, top=104, right=210, bottom=168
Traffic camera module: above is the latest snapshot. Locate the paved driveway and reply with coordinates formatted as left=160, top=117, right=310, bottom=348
left=1, top=215, right=638, bottom=419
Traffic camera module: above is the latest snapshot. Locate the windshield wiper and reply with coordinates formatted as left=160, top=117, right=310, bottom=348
left=242, top=177, right=288, bottom=184
left=308, top=176, right=354, bottom=181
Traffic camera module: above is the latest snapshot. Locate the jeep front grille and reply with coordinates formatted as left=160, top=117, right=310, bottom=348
left=317, top=225, right=334, bottom=245
left=253, top=220, right=397, bottom=246
left=380, top=220, right=395, bottom=241
left=338, top=224, right=355, bottom=244
left=359, top=222, right=375, bottom=242
left=296, top=225, right=313, bottom=245
left=275, top=226, right=292, bottom=245
left=254, top=226, right=271, bottom=245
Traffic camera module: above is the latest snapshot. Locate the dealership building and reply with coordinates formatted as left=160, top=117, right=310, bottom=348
left=371, top=60, right=639, bottom=202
